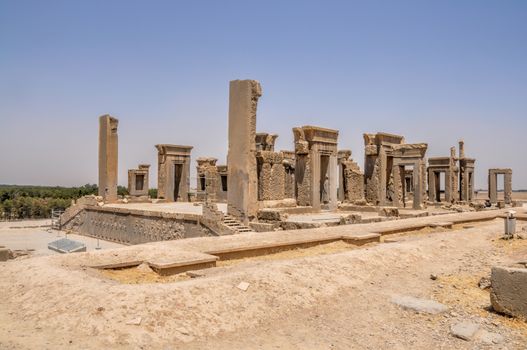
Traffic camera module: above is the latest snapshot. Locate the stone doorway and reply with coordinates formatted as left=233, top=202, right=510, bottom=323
left=135, top=174, right=145, bottom=191
left=320, top=155, right=330, bottom=208
left=174, top=163, right=183, bottom=201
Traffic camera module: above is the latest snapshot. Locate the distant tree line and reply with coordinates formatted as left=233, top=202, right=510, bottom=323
left=0, top=184, right=157, bottom=220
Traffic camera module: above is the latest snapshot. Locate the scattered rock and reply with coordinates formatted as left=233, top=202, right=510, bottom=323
left=186, top=270, right=205, bottom=278
left=236, top=281, right=250, bottom=291
left=136, top=262, right=154, bottom=273
left=125, top=317, right=142, bottom=325
left=0, top=248, right=12, bottom=262
left=391, top=295, right=448, bottom=314
left=476, top=330, right=504, bottom=344
left=430, top=274, right=438, bottom=281
left=96, top=306, right=105, bottom=312
left=478, top=276, right=491, bottom=290
left=176, top=327, right=190, bottom=336
left=515, top=231, right=527, bottom=240
left=450, top=321, right=479, bottom=341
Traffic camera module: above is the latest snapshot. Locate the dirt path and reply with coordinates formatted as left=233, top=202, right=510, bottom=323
left=1, top=219, right=526, bottom=349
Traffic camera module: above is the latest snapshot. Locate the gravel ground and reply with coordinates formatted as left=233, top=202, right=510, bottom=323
left=0, top=218, right=526, bottom=349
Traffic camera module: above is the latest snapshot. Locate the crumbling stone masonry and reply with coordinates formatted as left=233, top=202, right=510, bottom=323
left=98, top=115, right=119, bottom=203
left=488, top=168, right=513, bottom=205
left=196, top=157, right=219, bottom=202
left=156, top=144, right=192, bottom=202
left=217, top=165, right=228, bottom=202
left=363, top=133, right=427, bottom=209
left=391, top=143, right=428, bottom=210
left=364, top=133, right=404, bottom=206
left=337, top=150, right=364, bottom=203
left=128, top=164, right=150, bottom=197
left=227, top=80, right=262, bottom=223
left=282, top=151, right=296, bottom=199
left=256, top=133, right=287, bottom=201
left=427, top=147, right=459, bottom=203
left=294, top=126, right=339, bottom=210
left=458, top=141, right=476, bottom=202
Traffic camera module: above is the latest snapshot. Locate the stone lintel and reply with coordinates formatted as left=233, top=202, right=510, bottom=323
left=489, top=168, right=512, bottom=174
left=300, top=125, right=339, bottom=144
left=155, top=144, right=193, bottom=157
left=197, top=157, right=218, bottom=167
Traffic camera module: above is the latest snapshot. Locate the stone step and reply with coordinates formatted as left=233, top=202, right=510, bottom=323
left=221, top=215, right=254, bottom=233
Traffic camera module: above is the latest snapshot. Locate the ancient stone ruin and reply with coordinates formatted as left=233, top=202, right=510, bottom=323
left=363, top=132, right=427, bottom=210
left=60, top=78, right=517, bottom=244
left=128, top=164, right=150, bottom=197
left=156, top=144, right=192, bottom=202
left=98, top=115, right=119, bottom=203
left=488, top=168, right=513, bottom=205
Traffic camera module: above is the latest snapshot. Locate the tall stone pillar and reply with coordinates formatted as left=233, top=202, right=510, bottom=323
left=447, top=146, right=458, bottom=202
left=227, top=80, right=262, bottom=223
left=489, top=170, right=498, bottom=204
left=337, top=150, right=351, bottom=202
left=98, top=115, right=119, bottom=203
left=504, top=170, right=513, bottom=205
left=459, top=140, right=465, bottom=159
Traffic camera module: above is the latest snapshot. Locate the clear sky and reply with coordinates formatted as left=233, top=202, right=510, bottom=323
left=0, top=0, right=526, bottom=189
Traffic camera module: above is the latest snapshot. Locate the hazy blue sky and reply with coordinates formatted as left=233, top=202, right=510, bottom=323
left=0, top=0, right=526, bottom=189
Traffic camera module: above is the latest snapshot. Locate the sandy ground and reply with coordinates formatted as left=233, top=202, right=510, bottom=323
left=1, top=215, right=527, bottom=349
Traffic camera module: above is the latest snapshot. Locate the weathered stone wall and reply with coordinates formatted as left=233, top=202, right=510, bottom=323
left=338, top=151, right=365, bottom=203
left=295, top=154, right=312, bottom=206
left=283, top=151, right=295, bottom=199
left=64, top=207, right=211, bottom=245
left=257, top=151, right=286, bottom=201
left=364, top=145, right=381, bottom=205
left=196, top=157, right=219, bottom=202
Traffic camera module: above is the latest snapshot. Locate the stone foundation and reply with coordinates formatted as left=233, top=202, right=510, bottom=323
left=63, top=206, right=212, bottom=245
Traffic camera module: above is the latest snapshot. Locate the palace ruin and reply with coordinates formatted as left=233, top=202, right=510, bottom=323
left=59, top=79, right=517, bottom=244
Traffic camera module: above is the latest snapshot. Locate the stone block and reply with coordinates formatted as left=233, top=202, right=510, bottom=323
left=257, top=209, right=283, bottom=222
left=0, top=248, right=11, bottom=262
left=490, top=265, right=527, bottom=318
left=249, top=222, right=277, bottom=232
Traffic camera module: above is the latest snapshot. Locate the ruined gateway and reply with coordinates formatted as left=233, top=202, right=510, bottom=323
left=61, top=80, right=515, bottom=244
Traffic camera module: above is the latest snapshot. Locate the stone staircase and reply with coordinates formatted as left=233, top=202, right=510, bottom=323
left=222, top=214, right=254, bottom=233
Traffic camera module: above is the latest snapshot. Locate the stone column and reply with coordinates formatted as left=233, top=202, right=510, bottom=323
left=310, top=149, right=321, bottom=211
left=328, top=154, right=338, bottom=210
left=337, top=150, right=351, bottom=202
left=98, top=115, right=119, bottom=203
left=459, top=140, right=465, bottom=159
left=428, top=169, right=436, bottom=203
left=489, top=170, right=498, bottom=204
left=227, top=80, right=262, bottom=223
left=379, top=149, right=388, bottom=206
left=446, top=146, right=457, bottom=203
left=504, top=170, right=513, bottom=205
left=412, top=160, right=425, bottom=210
